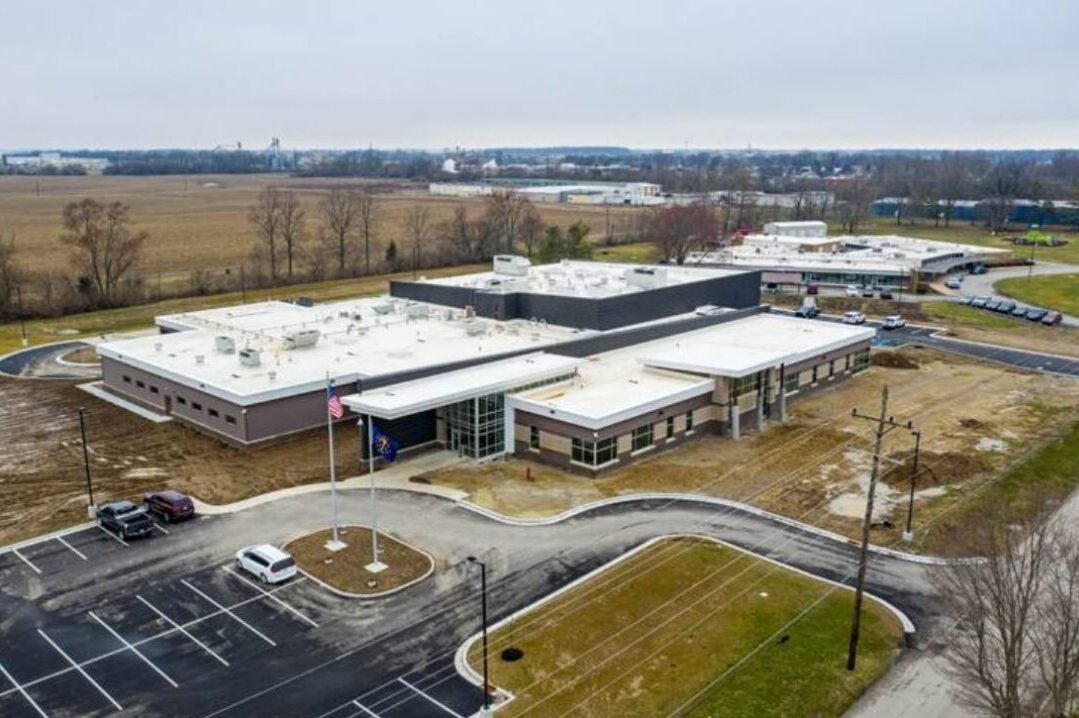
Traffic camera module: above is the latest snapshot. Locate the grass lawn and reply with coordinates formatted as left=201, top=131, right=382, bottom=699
left=470, top=538, right=901, bottom=718
left=0, top=263, right=485, bottom=357
left=593, top=241, right=660, bottom=263
left=996, top=274, right=1079, bottom=316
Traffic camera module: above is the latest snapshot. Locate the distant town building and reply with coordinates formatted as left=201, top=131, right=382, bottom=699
left=2, top=152, right=109, bottom=174
left=429, top=181, right=664, bottom=205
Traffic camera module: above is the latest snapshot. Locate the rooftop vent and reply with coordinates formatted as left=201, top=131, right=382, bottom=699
left=464, top=319, right=488, bottom=336
left=238, top=348, right=261, bottom=367
left=195, top=355, right=205, bottom=365
left=493, top=254, right=531, bottom=276
left=373, top=301, right=395, bottom=315
left=215, top=336, right=236, bottom=354
left=406, top=303, right=429, bottom=319
left=624, top=266, right=668, bottom=289
left=284, top=329, right=320, bottom=350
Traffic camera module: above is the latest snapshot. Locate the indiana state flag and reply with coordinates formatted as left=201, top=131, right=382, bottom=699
left=372, top=423, right=399, bottom=462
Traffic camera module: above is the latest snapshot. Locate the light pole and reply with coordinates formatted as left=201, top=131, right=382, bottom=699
left=16, top=284, right=27, bottom=346
left=903, top=429, right=922, bottom=542
left=467, top=556, right=490, bottom=713
left=78, top=407, right=94, bottom=516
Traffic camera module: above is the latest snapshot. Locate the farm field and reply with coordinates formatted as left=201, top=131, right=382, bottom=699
left=0, top=173, right=645, bottom=292
left=425, top=347, right=1079, bottom=555
left=468, top=537, right=901, bottom=718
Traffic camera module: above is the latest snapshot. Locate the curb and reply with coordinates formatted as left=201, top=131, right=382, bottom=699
left=282, top=526, right=435, bottom=600
left=453, top=533, right=917, bottom=709
left=456, top=493, right=959, bottom=566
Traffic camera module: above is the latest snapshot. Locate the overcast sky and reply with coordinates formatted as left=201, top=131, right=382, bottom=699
left=2, top=0, right=1077, bottom=151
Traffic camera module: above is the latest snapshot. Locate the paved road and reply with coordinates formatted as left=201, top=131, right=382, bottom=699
left=0, top=491, right=940, bottom=718
left=0, top=340, right=100, bottom=380
left=962, top=261, right=1078, bottom=326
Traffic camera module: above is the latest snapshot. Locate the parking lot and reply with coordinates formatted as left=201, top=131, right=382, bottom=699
left=0, top=510, right=484, bottom=718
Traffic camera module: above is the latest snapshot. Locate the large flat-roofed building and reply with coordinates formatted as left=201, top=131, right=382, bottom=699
left=391, top=258, right=761, bottom=330
left=97, top=257, right=873, bottom=469
left=690, top=227, right=1006, bottom=288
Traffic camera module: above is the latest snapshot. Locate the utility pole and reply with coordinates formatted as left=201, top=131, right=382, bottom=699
left=16, top=284, right=27, bottom=346
left=903, top=429, right=922, bottom=542
left=78, top=407, right=95, bottom=516
left=847, top=386, right=911, bottom=671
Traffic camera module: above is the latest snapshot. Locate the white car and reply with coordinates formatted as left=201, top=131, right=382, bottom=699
left=845, top=285, right=859, bottom=297
left=843, top=311, right=867, bottom=325
left=945, top=276, right=962, bottom=290
left=236, top=544, right=297, bottom=584
left=882, top=315, right=907, bottom=330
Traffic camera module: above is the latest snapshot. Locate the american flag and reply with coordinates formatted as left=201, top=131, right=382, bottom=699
left=327, top=381, right=344, bottom=420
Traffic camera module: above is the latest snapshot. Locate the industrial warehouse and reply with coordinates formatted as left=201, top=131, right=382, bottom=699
left=96, top=257, right=873, bottom=473
left=689, top=220, right=1006, bottom=288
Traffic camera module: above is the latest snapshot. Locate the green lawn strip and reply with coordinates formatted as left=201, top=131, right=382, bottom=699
left=920, top=300, right=1022, bottom=329
left=996, top=274, right=1079, bottom=316
left=471, top=539, right=901, bottom=718
left=0, top=263, right=485, bottom=356
left=919, top=416, right=1079, bottom=555
left=593, top=241, right=661, bottom=263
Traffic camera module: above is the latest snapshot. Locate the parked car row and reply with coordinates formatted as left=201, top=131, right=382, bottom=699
left=962, top=296, right=1063, bottom=325
left=844, top=284, right=894, bottom=300
left=96, top=490, right=196, bottom=540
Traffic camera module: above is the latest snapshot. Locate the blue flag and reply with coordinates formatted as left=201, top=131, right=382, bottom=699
left=372, top=423, right=399, bottom=462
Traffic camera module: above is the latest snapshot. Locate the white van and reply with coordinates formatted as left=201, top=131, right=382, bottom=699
left=236, top=544, right=297, bottom=584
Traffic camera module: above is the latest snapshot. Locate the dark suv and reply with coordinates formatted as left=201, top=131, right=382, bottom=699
left=97, top=501, right=155, bottom=539
left=144, top=490, right=195, bottom=523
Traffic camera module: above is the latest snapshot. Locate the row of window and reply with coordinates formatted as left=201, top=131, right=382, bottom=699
left=553, top=410, right=696, bottom=468
left=782, top=348, right=872, bottom=396
left=120, top=375, right=237, bottom=425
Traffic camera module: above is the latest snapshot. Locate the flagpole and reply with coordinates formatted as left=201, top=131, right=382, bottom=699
left=366, top=412, right=386, bottom=573
left=325, top=374, right=342, bottom=550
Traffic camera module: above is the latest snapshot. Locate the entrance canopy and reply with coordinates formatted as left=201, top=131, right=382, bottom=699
left=340, top=352, right=582, bottom=420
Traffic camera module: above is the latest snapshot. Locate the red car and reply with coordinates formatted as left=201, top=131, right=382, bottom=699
left=144, top=490, right=196, bottom=522
left=1041, top=311, right=1063, bottom=326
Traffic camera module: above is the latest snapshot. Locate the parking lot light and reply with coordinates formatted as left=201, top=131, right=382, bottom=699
left=466, top=556, right=491, bottom=714
left=78, top=407, right=95, bottom=517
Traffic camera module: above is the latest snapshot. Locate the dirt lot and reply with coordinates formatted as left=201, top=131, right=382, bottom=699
left=0, top=173, right=643, bottom=292
left=0, top=375, right=367, bottom=545
left=423, top=347, right=1079, bottom=553
left=285, top=526, right=432, bottom=595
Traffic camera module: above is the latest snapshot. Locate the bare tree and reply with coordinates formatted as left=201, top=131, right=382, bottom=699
left=1034, top=525, right=1079, bottom=718
left=248, top=188, right=283, bottom=280
left=0, top=231, right=20, bottom=317
left=278, top=191, right=305, bottom=279
left=485, top=191, right=531, bottom=254
left=519, top=205, right=544, bottom=258
left=60, top=199, right=147, bottom=308
left=982, top=162, right=1027, bottom=232
left=357, top=191, right=379, bottom=275
left=404, top=205, right=432, bottom=275
left=644, top=201, right=719, bottom=265
left=934, top=516, right=1053, bottom=718
left=319, top=186, right=361, bottom=275
left=834, top=177, right=878, bottom=233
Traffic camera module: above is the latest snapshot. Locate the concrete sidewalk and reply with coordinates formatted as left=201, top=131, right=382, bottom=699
left=193, top=449, right=469, bottom=515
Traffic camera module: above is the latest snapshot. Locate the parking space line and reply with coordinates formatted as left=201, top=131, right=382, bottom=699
left=352, top=699, right=381, bottom=717
left=225, top=568, right=319, bottom=628
left=0, top=657, right=49, bottom=718
left=37, top=628, right=123, bottom=712
left=136, top=595, right=230, bottom=667
left=181, top=579, right=276, bottom=646
left=55, top=536, right=88, bottom=561
left=96, top=525, right=128, bottom=546
left=397, top=678, right=464, bottom=718
left=152, top=523, right=170, bottom=536
left=10, top=548, right=42, bottom=575
left=89, top=610, right=178, bottom=688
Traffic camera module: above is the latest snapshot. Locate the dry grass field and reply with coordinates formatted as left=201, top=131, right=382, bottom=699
left=0, top=174, right=644, bottom=292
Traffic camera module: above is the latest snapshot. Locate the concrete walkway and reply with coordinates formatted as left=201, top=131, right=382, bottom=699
left=192, top=449, right=470, bottom=515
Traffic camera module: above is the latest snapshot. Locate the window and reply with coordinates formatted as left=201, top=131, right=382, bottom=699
left=208, top=408, right=219, bottom=418
left=784, top=371, right=800, bottom=395
left=631, top=425, right=654, bottom=452
left=828, top=360, right=835, bottom=377
left=122, top=375, right=132, bottom=384
left=191, top=402, right=203, bottom=411
left=853, top=348, right=871, bottom=373
left=225, top=415, right=237, bottom=425
left=686, top=410, right=695, bottom=433
left=529, top=426, right=540, bottom=451
left=811, top=365, right=819, bottom=384
left=136, top=380, right=145, bottom=389
left=734, top=375, right=757, bottom=396
left=571, top=437, right=618, bottom=467
left=176, top=396, right=187, bottom=406
left=666, top=416, right=675, bottom=439
left=150, top=385, right=159, bottom=394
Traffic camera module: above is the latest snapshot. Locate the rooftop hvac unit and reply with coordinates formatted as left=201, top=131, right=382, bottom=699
left=195, top=355, right=205, bottom=365
left=464, top=319, right=488, bottom=336
left=215, top=336, right=236, bottom=354
left=373, top=301, right=395, bottom=315
left=238, top=348, right=261, bottom=367
left=493, top=254, right=531, bottom=276
left=284, top=329, right=320, bottom=349
left=624, top=266, right=668, bottom=289
left=405, top=303, right=429, bottom=319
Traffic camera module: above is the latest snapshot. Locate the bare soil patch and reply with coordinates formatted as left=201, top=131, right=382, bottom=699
left=62, top=346, right=99, bottom=364
left=286, top=526, right=431, bottom=595
left=871, top=350, right=920, bottom=370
